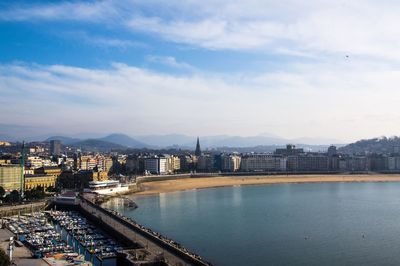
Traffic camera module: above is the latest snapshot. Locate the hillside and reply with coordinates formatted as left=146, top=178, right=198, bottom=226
left=99, top=133, right=148, bottom=148
left=339, top=137, right=400, bottom=154
left=70, top=139, right=126, bottom=152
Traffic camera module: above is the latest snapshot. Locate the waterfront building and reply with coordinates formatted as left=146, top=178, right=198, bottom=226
left=221, top=154, right=241, bottom=172
left=286, top=154, right=329, bottom=172
left=24, top=174, right=56, bottom=190
left=50, top=140, right=61, bottom=156
left=144, top=156, right=168, bottom=175
left=346, top=156, right=369, bottom=171
left=0, top=165, right=22, bottom=192
left=240, top=154, right=286, bottom=172
left=296, top=154, right=329, bottom=171
left=369, top=155, right=388, bottom=171
left=126, top=155, right=146, bottom=174
left=167, top=155, right=181, bottom=173
left=197, top=154, right=215, bottom=172
left=328, top=155, right=340, bottom=171
left=388, top=156, right=400, bottom=170
left=339, top=159, right=347, bottom=171
left=179, top=154, right=196, bottom=172
left=287, top=155, right=298, bottom=171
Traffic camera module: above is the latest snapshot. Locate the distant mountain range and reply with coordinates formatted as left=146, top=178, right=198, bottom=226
left=45, top=134, right=148, bottom=152
left=3, top=132, right=400, bottom=154
left=98, top=134, right=148, bottom=148
left=38, top=133, right=344, bottom=152
left=72, top=139, right=127, bottom=152
left=134, top=134, right=342, bottom=148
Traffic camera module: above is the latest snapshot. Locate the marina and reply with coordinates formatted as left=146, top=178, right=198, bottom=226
left=2, top=210, right=124, bottom=266
left=0, top=194, right=212, bottom=266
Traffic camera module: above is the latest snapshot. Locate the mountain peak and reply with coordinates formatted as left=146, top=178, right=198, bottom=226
left=100, top=133, right=148, bottom=148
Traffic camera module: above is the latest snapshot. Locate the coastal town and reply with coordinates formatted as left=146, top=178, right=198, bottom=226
left=1, top=137, right=400, bottom=265
left=2, top=138, right=400, bottom=200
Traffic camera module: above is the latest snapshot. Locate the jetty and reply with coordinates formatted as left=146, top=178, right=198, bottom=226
left=0, top=193, right=211, bottom=265
left=76, top=194, right=211, bottom=265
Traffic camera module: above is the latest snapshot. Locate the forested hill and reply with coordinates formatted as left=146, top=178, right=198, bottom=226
left=339, top=137, right=400, bottom=154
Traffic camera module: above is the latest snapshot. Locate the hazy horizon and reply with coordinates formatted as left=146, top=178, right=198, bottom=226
left=1, top=1, right=400, bottom=143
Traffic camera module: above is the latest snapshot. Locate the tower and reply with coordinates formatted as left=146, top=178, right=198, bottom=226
left=50, top=140, right=61, bottom=156
left=20, top=141, right=26, bottom=198
left=195, top=137, right=202, bottom=156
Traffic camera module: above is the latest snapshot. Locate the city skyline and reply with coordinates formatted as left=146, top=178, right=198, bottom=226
left=2, top=1, right=400, bottom=142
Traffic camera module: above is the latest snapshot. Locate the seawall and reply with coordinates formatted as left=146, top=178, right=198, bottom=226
left=53, top=195, right=211, bottom=266
left=0, top=201, right=47, bottom=217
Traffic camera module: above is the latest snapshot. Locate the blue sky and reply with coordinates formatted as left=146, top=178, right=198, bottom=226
left=1, top=0, right=400, bottom=143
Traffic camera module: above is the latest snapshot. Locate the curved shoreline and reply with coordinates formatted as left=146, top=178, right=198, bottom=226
left=133, top=174, right=400, bottom=196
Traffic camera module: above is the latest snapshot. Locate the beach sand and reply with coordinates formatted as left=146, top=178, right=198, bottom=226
left=134, top=174, right=400, bottom=196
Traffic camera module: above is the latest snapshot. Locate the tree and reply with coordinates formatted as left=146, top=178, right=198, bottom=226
left=25, top=186, right=46, bottom=200
left=46, top=186, right=61, bottom=193
left=4, top=190, right=19, bottom=203
left=0, top=186, right=5, bottom=198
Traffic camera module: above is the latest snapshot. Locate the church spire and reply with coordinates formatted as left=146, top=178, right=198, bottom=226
left=195, top=137, right=202, bottom=156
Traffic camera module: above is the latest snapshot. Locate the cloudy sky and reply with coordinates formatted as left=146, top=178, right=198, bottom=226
left=1, top=0, right=399, bottom=143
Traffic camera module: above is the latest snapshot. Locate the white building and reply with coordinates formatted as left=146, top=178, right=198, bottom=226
left=222, top=154, right=241, bottom=172
left=26, top=156, right=43, bottom=169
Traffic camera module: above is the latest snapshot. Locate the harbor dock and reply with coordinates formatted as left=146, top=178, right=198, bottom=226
left=0, top=193, right=211, bottom=266
left=77, top=194, right=211, bottom=266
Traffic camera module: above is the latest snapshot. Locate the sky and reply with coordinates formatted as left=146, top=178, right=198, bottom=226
left=1, top=0, right=400, bottom=143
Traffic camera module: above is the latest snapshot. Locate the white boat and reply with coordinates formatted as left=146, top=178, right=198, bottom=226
left=83, top=180, right=129, bottom=195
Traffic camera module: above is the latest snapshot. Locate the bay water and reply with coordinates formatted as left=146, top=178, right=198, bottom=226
left=103, top=182, right=400, bottom=265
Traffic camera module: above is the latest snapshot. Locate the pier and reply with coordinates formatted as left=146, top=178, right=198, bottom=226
left=0, top=196, right=211, bottom=265
left=77, top=195, right=211, bottom=266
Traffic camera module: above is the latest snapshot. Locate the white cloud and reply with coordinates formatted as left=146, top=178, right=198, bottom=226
left=146, top=55, right=194, bottom=70
left=61, top=31, right=146, bottom=49
left=3, top=1, right=400, bottom=59
left=0, top=1, right=118, bottom=22
left=1, top=61, right=400, bottom=142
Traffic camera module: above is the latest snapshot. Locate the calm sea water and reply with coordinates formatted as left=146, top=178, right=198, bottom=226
left=103, top=182, right=400, bottom=265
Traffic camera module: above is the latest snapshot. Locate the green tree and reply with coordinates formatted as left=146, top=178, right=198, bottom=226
left=46, top=186, right=61, bottom=193
left=25, top=186, right=46, bottom=200
left=4, top=190, right=20, bottom=203
left=0, top=186, right=5, bottom=198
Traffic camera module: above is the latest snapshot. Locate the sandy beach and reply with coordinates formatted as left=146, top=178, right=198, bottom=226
left=134, top=174, right=400, bottom=196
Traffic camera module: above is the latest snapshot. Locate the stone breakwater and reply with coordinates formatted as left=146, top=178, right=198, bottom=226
left=79, top=195, right=212, bottom=266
